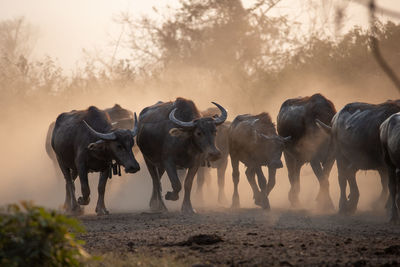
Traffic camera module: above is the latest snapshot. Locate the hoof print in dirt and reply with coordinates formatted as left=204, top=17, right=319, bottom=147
left=170, top=234, right=223, bottom=247
left=384, top=245, right=400, bottom=255
left=126, top=241, right=135, bottom=251
left=192, top=264, right=213, bottom=267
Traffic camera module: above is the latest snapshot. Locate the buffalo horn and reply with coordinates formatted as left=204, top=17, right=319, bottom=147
left=315, top=119, right=331, bottom=134
left=131, top=112, right=138, bottom=137
left=260, top=134, right=291, bottom=143
left=83, top=120, right=116, bottom=141
left=169, top=108, right=196, bottom=128
left=211, top=102, right=227, bottom=125
left=260, top=134, right=279, bottom=141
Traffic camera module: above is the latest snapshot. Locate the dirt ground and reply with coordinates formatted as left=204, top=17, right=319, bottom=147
left=79, top=207, right=400, bottom=266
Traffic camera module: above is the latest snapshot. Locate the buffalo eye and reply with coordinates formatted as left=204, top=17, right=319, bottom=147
left=196, top=131, right=202, bottom=137
left=117, top=144, right=124, bottom=150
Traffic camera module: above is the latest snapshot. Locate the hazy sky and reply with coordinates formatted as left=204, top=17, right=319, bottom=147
left=0, top=0, right=398, bottom=71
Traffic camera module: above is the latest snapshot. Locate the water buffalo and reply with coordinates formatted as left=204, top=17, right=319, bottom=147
left=229, top=113, right=289, bottom=210
left=196, top=107, right=231, bottom=204
left=277, top=93, right=336, bottom=210
left=380, top=112, right=400, bottom=222
left=46, top=104, right=135, bottom=169
left=322, top=100, right=400, bottom=214
left=104, top=104, right=134, bottom=129
left=137, top=98, right=227, bottom=214
left=52, top=106, right=140, bottom=215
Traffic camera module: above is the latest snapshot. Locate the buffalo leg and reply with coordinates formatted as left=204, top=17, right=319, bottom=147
left=177, top=168, right=187, bottom=182
left=388, top=165, right=399, bottom=222
left=311, top=159, right=334, bottom=211
left=63, top=169, right=74, bottom=211
left=231, top=156, right=240, bottom=208
left=373, top=168, right=389, bottom=211
left=196, top=167, right=206, bottom=204
left=346, top=168, right=359, bottom=214
left=245, top=167, right=260, bottom=205
left=164, top=160, right=182, bottom=201
left=76, top=161, right=90, bottom=206
left=285, top=152, right=301, bottom=208
left=144, top=157, right=167, bottom=211
left=181, top=165, right=199, bottom=214
left=383, top=147, right=399, bottom=222
left=266, top=167, right=276, bottom=196
left=255, top=166, right=271, bottom=210
left=337, top=156, right=349, bottom=214
left=59, top=164, right=81, bottom=214
left=217, top=158, right=228, bottom=204
left=397, top=170, right=400, bottom=217
left=95, top=171, right=110, bottom=215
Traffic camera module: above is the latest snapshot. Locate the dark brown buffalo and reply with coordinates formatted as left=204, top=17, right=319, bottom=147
left=229, top=113, right=289, bottom=210
left=46, top=104, right=135, bottom=168
left=52, top=106, right=140, bottom=215
left=196, top=107, right=231, bottom=204
left=104, top=104, right=134, bottom=129
left=137, top=98, right=227, bottom=214
left=380, top=112, right=400, bottom=222
left=327, top=100, right=400, bottom=214
left=277, top=93, right=336, bottom=210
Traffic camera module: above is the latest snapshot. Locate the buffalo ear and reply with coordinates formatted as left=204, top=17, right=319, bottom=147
left=88, top=140, right=106, bottom=152
left=169, top=128, right=185, bottom=137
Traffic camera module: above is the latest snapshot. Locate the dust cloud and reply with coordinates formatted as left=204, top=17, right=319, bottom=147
left=0, top=63, right=395, bottom=215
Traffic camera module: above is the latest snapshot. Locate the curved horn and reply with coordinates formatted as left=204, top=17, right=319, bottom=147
left=131, top=112, right=138, bottom=137
left=211, top=102, right=227, bottom=125
left=83, top=120, right=116, bottom=141
left=169, top=108, right=195, bottom=128
left=260, top=133, right=291, bottom=143
left=315, top=119, right=331, bottom=134
left=259, top=133, right=284, bottom=142
left=259, top=133, right=277, bottom=141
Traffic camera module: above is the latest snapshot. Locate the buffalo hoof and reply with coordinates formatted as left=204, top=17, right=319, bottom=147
left=339, top=202, right=356, bottom=215
left=346, top=200, right=358, bottom=215
left=165, top=191, right=179, bottom=201
left=78, top=196, right=90, bottom=206
left=66, top=205, right=84, bottom=216
left=150, top=197, right=168, bottom=212
left=389, top=213, right=399, bottom=224
left=255, top=195, right=270, bottom=210
left=316, top=194, right=335, bottom=212
left=289, top=193, right=301, bottom=209
left=261, top=198, right=271, bottom=210
left=181, top=203, right=196, bottom=214
left=95, top=207, right=109, bottom=216
left=231, top=196, right=240, bottom=209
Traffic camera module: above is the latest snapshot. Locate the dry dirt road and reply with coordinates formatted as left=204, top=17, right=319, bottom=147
left=79, top=208, right=400, bottom=266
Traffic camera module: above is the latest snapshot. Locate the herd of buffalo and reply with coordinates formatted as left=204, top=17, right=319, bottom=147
left=45, top=94, right=400, bottom=222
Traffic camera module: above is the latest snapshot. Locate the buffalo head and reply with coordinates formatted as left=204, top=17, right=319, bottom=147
left=84, top=113, right=140, bottom=173
left=256, top=133, right=291, bottom=169
left=169, top=102, right=227, bottom=162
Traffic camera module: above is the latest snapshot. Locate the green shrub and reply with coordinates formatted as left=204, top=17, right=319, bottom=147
left=0, top=201, right=91, bottom=267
